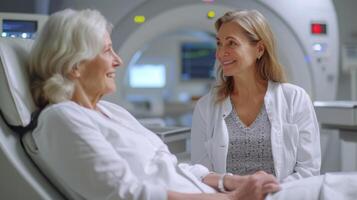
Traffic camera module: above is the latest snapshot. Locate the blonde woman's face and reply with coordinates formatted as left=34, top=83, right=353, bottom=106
left=216, top=22, right=261, bottom=77
left=77, top=31, right=123, bottom=98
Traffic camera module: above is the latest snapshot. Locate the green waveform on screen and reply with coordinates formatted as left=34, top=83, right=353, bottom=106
left=183, top=50, right=213, bottom=59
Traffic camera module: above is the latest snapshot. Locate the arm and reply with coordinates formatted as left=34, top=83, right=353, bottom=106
left=191, top=100, right=211, bottom=167
left=168, top=191, right=232, bottom=200
left=283, top=90, right=321, bottom=182
left=187, top=171, right=279, bottom=200
left=168, top=172, right=280, bottom=200
left=202, top=171, right=279, bottom=192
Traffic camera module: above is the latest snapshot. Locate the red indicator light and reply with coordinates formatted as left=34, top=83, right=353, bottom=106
left=311, top=23, right=327, bottom=35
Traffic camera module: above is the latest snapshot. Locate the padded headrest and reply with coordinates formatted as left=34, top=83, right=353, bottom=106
left=0, top=38, right=36, bottom=127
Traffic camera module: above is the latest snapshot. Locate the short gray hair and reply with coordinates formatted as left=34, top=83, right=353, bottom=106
left=29, top=8, right=110, bottom=108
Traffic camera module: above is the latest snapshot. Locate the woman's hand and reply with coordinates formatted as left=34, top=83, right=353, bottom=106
left=168, top=171, right=279, bottom=200
left=226, top=171, right=280, bottom=200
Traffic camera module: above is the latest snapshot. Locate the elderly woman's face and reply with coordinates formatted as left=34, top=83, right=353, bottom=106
left=77, top=32, right=122, bottom=98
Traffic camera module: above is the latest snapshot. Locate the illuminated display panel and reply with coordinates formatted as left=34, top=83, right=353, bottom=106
left=129, top=64, right=166, bottom=88
left=311, top=23, right=327, bottom=35
left=181, top=42, right=216, bottom=80
left=2, top=19, right=37, bottom=39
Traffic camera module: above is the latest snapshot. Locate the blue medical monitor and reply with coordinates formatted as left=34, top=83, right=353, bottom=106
left=1, top=19, right=37, bottom=39
left=181, top=42, right=216, bottom=81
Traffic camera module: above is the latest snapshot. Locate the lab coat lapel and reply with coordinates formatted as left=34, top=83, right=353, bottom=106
left=265, top=81, right=283, bottom=180
left=212, top=97, right=231, bottom=173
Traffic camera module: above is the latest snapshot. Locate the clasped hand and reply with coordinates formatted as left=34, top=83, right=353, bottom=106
left=225, top=171, right=280, bottom=200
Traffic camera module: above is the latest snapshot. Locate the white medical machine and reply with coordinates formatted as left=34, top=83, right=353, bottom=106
left=314, top=102, right=357, bottom=172
left=109, top=0, right=338, bottom=103
left=147, top=125, right=191, bottom=160
left=314, top=44, right=357, bottom=172
left=0, top=0, right=339, bottom=199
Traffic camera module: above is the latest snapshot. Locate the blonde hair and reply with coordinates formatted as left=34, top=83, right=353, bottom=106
left=214, top=10, right=286, bottom=102
left=29, top=9, right=110, bottom=108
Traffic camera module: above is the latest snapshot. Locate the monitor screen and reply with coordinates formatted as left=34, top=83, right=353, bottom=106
left=129, top=64, right=166, bottom=88
left=2, top=19, right=38, bottom=39
left=181, top=42, right=216, bottom=80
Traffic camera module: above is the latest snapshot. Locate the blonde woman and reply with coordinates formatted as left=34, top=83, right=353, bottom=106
left=191, top=10, right=321, bottom=183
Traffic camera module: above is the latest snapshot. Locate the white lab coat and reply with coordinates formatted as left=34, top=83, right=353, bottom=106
left=191, top=81, right=321, bottom=182
left=33, top=101, right=215, bottom=200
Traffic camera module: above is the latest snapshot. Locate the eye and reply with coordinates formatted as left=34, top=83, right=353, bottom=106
left=216, top=41, right=221, bottom=47
left=228, top=40, right=238, bottom=47
left=104, top=48, right=112, bottom=54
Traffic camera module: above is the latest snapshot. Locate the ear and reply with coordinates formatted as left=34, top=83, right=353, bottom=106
left=256, top=41, right=265, bottom=59
left=69, top=65, right=81, bottom=79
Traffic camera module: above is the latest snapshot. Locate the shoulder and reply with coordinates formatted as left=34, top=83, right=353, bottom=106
left=280, top=82, right=305, bottom=93
left=270, top=82, right=309, bottom=99
left=269, top=81, right=304, bottom=93
left=38, top=101, right=94, bottom=128
left=194, top=91, right=220, bottom=117
left=40, top=101, right=84, bottom=119
left=32, top=102, right=94, bottom=139
left=196, top=90, right=217, bottom=108
left=269, top=82, right=313, bottom=109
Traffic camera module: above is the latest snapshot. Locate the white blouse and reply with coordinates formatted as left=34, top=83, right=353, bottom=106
left=33, top=100, right=215, bottom=200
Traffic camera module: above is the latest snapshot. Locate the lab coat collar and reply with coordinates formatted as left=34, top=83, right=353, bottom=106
left=221, top=97, right=232, bottom=119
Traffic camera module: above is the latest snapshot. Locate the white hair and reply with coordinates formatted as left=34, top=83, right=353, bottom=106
left=29, top=8, right=110, bottom=108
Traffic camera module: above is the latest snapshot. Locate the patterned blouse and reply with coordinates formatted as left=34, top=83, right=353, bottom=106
left=225, top=102, right=275, bottom=175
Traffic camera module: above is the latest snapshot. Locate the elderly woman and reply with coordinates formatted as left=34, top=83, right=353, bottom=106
left=191, top=10, right=321, bottom=183
left=28, top=8, right=279, bottom=200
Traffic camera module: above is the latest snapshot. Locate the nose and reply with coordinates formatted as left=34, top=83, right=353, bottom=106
left=112, top=51, right=123, bottom=68
left=216, top=47, right=229, bottom=60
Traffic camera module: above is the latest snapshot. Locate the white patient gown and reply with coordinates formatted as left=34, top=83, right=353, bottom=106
left=32, top=100, right=215, bottom=200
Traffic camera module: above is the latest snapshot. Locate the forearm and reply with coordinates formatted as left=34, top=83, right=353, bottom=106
left=168, top=191, right=231, bottom=200
left=202, top=173, right=246, bottom=192
left=188, top=171, right=280, bottom=200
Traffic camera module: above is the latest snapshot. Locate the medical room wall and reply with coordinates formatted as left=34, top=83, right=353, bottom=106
left=0, top=0, right=49, bottom=14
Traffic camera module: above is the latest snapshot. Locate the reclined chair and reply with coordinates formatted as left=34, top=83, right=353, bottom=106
left=0, top=38, right=69, bottom=199
left=0, top=37, right=189, bottom=200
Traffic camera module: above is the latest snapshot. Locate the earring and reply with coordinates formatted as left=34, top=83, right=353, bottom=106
left=258, top=54, right=263, bottom=60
